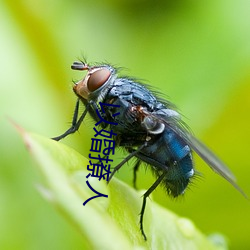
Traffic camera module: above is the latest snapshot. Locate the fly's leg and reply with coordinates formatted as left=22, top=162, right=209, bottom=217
left=133, top=160, right=141, bottom=189
left=52, top=99, right=89, bottom=141
left=127, top=147, right=141, bottom=189
left=108, top=143, right=146, bottom=183
left=140, top=172, right=167, bottom=240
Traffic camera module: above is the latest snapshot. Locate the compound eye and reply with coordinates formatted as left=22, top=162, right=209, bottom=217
left=87, top=68, right=111, bottom=92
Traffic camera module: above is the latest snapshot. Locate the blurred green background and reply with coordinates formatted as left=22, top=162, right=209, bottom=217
left=1, top=0, right=250, bottom=249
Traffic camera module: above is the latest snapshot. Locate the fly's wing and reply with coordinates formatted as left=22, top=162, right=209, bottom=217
left=171, top=123, right=247, bottom=198
left=182, top=131, right=248, bottom=197
left=150, top=110, right=247, bottom=198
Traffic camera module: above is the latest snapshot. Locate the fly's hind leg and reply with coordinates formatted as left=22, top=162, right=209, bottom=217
left=133, top=160, right=141, bottom=189
left=140, top=172, right=167, bottom=240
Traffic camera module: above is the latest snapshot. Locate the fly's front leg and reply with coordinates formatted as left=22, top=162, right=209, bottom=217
left=52, top=99, right=89, bottom=141
left=140, top=172, right=167, bottom=240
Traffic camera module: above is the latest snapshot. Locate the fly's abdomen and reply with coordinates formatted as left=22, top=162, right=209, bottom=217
left=164, top=153, right=193, bottom=197
left=163, top=129, right=194, bottom=196
left=137, top=128, right=194, bottom=197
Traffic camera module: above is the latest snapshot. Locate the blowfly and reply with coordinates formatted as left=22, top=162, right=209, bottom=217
left=52, top=60, right=246, bottom=240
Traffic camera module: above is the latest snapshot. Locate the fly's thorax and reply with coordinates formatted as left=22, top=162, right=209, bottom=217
left=73, top=63, right=117, bottom=103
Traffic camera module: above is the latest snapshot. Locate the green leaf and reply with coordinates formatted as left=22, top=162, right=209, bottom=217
left=18, top=126, right=227, bottom=250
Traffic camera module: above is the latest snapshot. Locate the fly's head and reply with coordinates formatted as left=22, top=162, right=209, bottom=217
left=72, top=61, right=116, bottom=101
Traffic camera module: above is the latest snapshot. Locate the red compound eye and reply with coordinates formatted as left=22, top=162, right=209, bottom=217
left=87, top=68, right=111, bottom=92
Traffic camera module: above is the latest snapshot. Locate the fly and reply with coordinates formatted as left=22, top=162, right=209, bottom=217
left=52, top=60, right=247, bottom=240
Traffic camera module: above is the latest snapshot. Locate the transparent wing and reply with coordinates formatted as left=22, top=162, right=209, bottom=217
left=147, top=110, right=247, bottom=198
left=168, top=121, right=247, bottom=198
